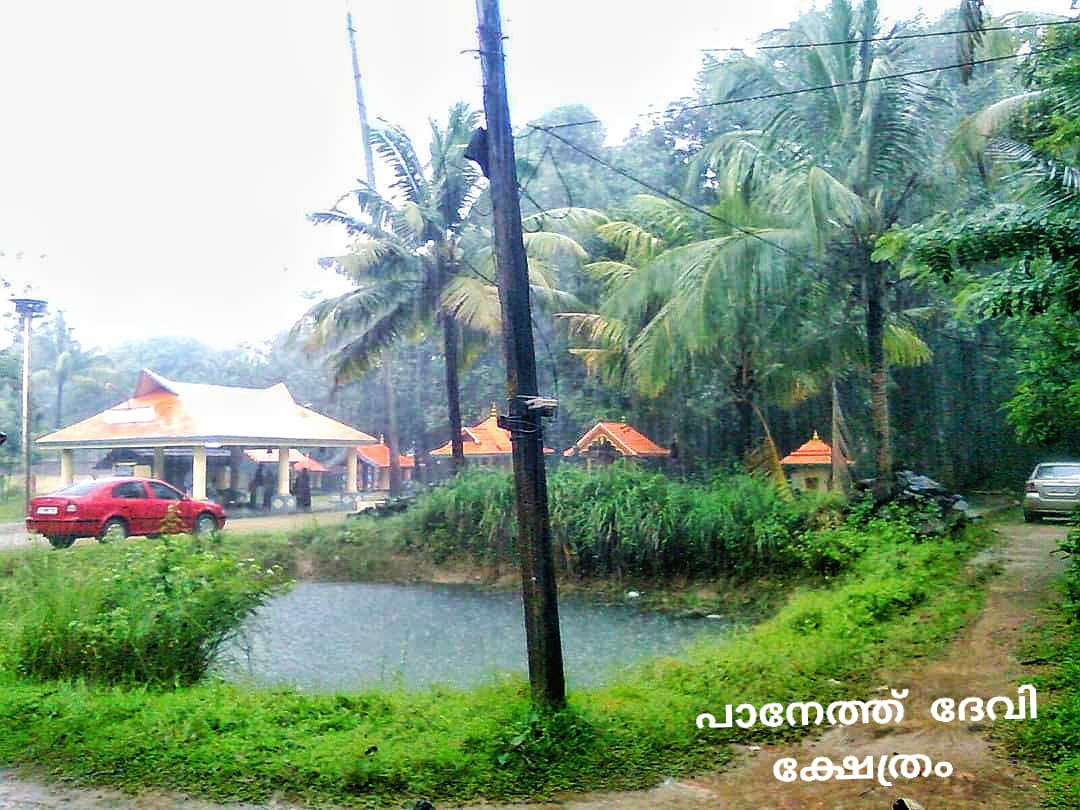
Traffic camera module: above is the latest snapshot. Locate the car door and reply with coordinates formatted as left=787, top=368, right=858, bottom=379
left=146, top=481, right=186, bottom=533
left=110, top=480, right=151, bottom=535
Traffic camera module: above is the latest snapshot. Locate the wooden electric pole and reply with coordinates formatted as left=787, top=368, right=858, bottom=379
left=474, top=0, right=566, bottom=708
left=345, top=9, right=402, bottom=498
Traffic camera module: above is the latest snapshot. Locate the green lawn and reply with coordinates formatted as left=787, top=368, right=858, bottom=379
left=0, top=495, right=24, bottom=523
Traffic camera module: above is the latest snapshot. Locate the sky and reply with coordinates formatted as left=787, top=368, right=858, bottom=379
left=0, top=0, right=1072, bottom=352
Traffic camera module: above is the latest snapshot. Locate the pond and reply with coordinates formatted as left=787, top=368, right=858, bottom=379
left=215, top=582, right=733, bottom=691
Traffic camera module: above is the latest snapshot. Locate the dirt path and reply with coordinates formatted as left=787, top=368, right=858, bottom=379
left=463, top=519, right=1067, bottom=810
left=0, top=520, right=1067, bottom=808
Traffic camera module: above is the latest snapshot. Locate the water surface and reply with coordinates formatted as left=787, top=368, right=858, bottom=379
left=217, top=582, right=731, bottom=691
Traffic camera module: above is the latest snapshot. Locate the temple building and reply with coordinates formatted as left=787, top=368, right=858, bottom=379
left=430, top=405, right=553, bottom=468
left=779, top=431, right=846, bottom=493
left=35, top=369, right=376, bottom=510
left=563, top=420, right=670, bottom=468
left=356, top=441, right=416, bottom=490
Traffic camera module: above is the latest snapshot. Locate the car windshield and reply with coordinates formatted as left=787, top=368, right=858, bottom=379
left=53, top=480, right=103, bottom=497
left=1036, top=464, right=1080, bottom=479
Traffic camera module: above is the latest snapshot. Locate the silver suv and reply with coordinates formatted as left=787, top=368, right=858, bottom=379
left=1024, top=462, right=1080, bottom=522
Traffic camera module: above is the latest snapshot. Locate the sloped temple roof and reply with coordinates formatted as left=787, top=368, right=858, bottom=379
left=358, top=442, right=416, bottom=469
left=36, top=369, right=377, bottom=449
left=564, top=421, right=670, bottom=458
left=431, top=407, right=553, bottom=457
left=780, top=431, right=835, bottom=465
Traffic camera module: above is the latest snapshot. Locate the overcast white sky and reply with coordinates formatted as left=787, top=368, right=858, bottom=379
left=0, top=0, right=1071, bottom=351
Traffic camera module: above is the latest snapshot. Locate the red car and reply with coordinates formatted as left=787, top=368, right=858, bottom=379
left=27, top=477, right=227, bottom=549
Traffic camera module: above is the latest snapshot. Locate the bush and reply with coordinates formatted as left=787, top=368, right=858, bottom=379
left=378, top=465, right=830, bottom=581
left=0, top=534, right=287, bottom=686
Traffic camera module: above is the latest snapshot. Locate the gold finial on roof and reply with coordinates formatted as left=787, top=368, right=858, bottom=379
left=811, top=430, right=820, bottom=440
left=489, top=402, right=498, bottom=419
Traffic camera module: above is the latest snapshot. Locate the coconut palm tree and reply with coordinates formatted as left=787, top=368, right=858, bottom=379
left=695, top=0, right=940, bottom=498
left=299, top=103, right=484, bottom=473
left=32, top=311, right=116, bottom=429
left=299, top=104, right=597, bottom=475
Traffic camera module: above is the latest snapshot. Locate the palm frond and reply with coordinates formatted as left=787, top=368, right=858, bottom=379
left=595, top=221, right=665, bottom=264
left=883, top=321, right=931, bottom=367
left=521, top=207, right=609, bottom=237
left=441, top=275, right=502, bottom=335
left=522, top=231, right=588, bottom=263
left=371, top=123, right=428, bottom=203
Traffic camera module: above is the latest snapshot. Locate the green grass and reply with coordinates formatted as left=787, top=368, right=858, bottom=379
left=0, top=494, right=25, bottom=523
left=1002, top=520, right=1080, bottom=808
left=0, top=519, right=996, bottom=807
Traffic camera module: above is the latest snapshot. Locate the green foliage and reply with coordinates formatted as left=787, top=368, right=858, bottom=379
left=0, top=519, right=994, bottom=806
left=395, top=470, right=517, bottom=564
left=1005, top=518, right=1080, bottom=808
left=0, top=535, right=287, bottom=686
left=1001, top=312, right=1080, bottom=446
left=380, top=465, right=835, bottom=581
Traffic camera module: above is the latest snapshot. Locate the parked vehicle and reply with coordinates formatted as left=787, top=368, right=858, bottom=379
left=26, top=477, right=227, bottom=549
left=1023, top=462, right=1080, bottom=522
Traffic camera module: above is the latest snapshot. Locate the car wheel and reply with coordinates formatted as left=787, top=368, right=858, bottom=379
left=99, top=518, right=128, bottom=543
left=195, top=512, right=218, bottom=537
left=1023, top=511, right=1039, bottom=523
left=46, top=535, right=76, bottom=549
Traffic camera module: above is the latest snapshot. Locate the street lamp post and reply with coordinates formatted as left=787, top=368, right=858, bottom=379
left=11, top=297, right=47, bottom=514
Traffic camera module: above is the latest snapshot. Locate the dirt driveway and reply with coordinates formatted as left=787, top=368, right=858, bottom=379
left=0, top=519, right=1069, bottom=808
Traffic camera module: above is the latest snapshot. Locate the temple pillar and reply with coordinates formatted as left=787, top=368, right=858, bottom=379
left=345, top=447, right=358, bottom=493
left=60, top=449, right=74, bottom=487
left=229, top=447, right=243, bottom=490
left=277, top=446, right=290, bottom=496
left=192, top=445, right=207, bottom=500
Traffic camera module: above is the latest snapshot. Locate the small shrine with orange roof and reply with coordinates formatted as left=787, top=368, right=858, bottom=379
left=563, top=420, right=670, bottom=469
left=431, top=405, right=554, bottom=468
left=780, top=431, right=844, bottom=493
left=356, top=438, right=415, bottom=490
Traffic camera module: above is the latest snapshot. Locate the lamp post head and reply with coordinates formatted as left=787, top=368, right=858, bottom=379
left=10, top=298, right=48, bottom=319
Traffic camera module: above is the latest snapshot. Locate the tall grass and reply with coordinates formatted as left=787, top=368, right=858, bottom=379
left=372, top=465, right=839, bottom=580
left=0, top=534, right=287, bottom=686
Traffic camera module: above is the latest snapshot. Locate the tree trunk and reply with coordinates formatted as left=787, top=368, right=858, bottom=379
left=733, top=358, right=756, bottom=457
left=383, top=357, right=402, bottom=497
left=55, top=376, right=64, bottom=430
left=865, top=258, right=893, bottom=501
left=442, top=314, right=465, bottom=474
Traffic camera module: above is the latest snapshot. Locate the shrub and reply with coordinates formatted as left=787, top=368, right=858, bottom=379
left=384, top=464, right=816, bottom=581
left=0, top=534, right=287, bottom=686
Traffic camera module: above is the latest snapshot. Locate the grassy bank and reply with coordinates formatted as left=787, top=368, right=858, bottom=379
left=0, top=508, right=995, bottom=807
left=1005, top=520, right=1080, bottom=808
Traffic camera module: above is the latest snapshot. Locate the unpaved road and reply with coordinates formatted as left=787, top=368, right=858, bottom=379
left=0, top=519, right=1068, bottom=809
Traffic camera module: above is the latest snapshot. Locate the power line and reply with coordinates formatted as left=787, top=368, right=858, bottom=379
left=536, top=44, right=1072, bottom=132
left=529, top=123, right=825, bottom=271
left=701, top=18, right=1079, bottom=53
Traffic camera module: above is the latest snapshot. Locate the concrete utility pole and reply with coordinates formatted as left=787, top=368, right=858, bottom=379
left=473, top=0, right=566, bottom=708
left=345, top=9, right=402, bottom=498
left=11, top=297, right=47, bottom=514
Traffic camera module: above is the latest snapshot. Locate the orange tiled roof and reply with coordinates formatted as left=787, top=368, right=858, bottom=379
left=563, top=421, right=670, bottom=458
left=358, top=443, right=416, bottom=469
left=780, top=431, right=834, bottom=465
left=37, top=369, right=377, bottom=449
left=244, top=448, right=329, bottom=472
left=431, top=408, right=553, bottom=457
